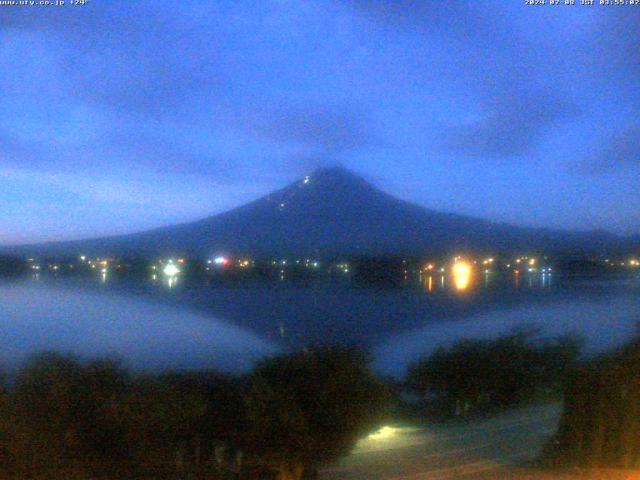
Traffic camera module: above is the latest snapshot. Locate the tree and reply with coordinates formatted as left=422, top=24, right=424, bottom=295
left=0, top=368, right=8, bottom=472
left=6, top=352, right=131, bottom=477
left=120, top=371, right=243, bottom=474
left=243, top=347, right=391, bottom=480
left=406, top=331, right=581, bottom=416
left=546, top=337, right=640, bottom=469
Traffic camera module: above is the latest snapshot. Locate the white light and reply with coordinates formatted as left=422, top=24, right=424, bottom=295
left=368, top=425, right=397, bottom=441
left=303, top=176, right=310, bottom=184
left=214, top=256, right=228, bottom=266
left=163, top=263, right=180, bottom=277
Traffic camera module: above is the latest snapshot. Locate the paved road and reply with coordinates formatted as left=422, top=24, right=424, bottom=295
left=320, top=403, right=637, bottom=480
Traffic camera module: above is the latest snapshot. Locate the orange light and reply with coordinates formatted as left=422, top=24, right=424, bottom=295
left=452, top=261, right=472, bottom=291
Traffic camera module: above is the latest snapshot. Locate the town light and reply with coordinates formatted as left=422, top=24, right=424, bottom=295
left=214, top=256, right=229, bottom=266
left=163, top=263, right=180, bottom=277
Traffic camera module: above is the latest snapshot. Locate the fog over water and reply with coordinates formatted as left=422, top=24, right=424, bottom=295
left=373, top=293, right=640, bottom=376
left=1, top=278, right=639, bottom=377
left=0, top=282, right=278, bottom=373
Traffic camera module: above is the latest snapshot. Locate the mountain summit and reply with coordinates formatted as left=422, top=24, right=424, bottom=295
left=5, top=167, right=631, bottom=257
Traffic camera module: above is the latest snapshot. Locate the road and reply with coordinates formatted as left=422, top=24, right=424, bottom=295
left=320, top=403, right=637, bottom=480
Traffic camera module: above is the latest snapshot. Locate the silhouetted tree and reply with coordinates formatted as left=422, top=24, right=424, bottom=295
left=0, top=349, right=391, bottom=479
left=5, top=353, right=131, bottom=478
left=406, top=331, right=581, bottom=416
left=546, top=337, right=640, bottom=469
left=0, top=369, right=8, bottom=473
left=243, top=347, right=391, bottom=480
left=121, top=371, right=244, bottom=474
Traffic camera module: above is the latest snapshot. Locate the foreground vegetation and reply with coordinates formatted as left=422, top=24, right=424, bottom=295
left=0, top=348, right=390, bottom=480
left=545, top=338, right=640, bottom=469
left=1, top=331, right=637, bottom=478
left=406, top=330, right=582, bottom=417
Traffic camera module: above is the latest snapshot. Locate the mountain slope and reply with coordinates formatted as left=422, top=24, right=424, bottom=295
left=4, top=167, right=634, bottom=258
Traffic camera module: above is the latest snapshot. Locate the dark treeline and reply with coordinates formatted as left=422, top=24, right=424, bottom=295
left=405, top=330, right=640, bottom=469
left=1, top=333, right=637, bottom=478
left=405, top=330, right=582, bottom=418
left=0, top=256, right=27, bottom=277
left=0, top=348, right=391, bottom=480
left=545, top=338, right=640, bottom=469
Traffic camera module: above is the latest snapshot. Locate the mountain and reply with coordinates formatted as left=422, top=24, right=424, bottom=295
left=4, top=167, right=636, bottom=258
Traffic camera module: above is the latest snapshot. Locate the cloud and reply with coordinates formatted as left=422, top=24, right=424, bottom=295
left=438, top=92, right=581, bottom=158
left=1, top=3, right=376, bottom=182
left=1, top=1, right=228, bottom=117
left=577, top=124, right=640, bottom=174
left=599, top=10, right=640, bottom=81
left=1, top=0, right=639, bottom=239
left=246, top=103, right=376, bottom=153
left=347, top=1, right=480, bottom=35
left=0, top=122, right=345, bottom=193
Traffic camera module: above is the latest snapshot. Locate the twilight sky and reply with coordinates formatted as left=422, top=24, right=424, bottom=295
left=1, top=1, right=639, bottom=245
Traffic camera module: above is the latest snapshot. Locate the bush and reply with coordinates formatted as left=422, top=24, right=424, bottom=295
left=243, top=347, right=391, bottom=480
left=406, top=330, right=581, bottom=416
left=0, top=348, right=391, bottom=480
left=545, top=338, right=640, bottom=469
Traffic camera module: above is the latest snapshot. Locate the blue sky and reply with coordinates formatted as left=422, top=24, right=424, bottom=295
left=1, top=1, right=639, bottom=245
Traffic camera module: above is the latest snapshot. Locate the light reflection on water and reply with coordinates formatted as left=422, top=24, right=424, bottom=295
left=418, top=269, right=552, bottom=295
left=452, top=261, right=472, bottom=291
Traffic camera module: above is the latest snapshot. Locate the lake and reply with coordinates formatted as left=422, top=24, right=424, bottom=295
left=1, top=272, right=639, bottom=376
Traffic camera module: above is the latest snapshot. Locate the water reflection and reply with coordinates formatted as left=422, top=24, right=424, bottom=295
left=4, top=272, right=638, bottom=377
left=418, top=265, right=554, bottom=295
left=452, top=261, right=472, bottom=291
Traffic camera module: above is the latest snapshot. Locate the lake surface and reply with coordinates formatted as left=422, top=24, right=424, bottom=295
left=0, top=281, right=277, bottom=373
left=1, top=272, right=639, bottom=376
